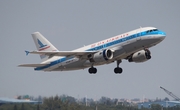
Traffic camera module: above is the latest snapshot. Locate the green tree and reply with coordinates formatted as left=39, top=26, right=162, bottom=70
left=151, top=104, right=161, bottom=110
left=13, top=105, right=17, bottom=110
left=37, top=104, right=40, bottom=110
left=163, top=97, right=169, bottom=101
left=21, top=103, right=25, bottom=110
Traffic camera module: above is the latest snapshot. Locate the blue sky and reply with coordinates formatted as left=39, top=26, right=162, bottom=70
left=0, top=1, right=180, bottom=100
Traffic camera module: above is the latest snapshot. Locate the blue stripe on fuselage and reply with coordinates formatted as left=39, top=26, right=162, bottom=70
left=35, top=30, right=166, bottom=71
left=88, top=30, right=165, bottom=51
left=35, top=57, right=73, bottom=70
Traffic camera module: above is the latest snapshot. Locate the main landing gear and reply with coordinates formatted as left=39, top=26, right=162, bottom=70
left=88, top=67, right=97, bottom=74
left=114, top=60, right=123, bottom=74
left=88, top=60, right=123, bottom=74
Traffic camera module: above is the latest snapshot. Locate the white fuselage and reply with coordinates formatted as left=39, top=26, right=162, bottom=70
left=34, top=27, right=166, bottom=71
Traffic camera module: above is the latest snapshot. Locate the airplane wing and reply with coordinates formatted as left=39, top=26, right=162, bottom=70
left=18, top=63, right=48, bottom=67
left=19, top=51, right=97, bottom=68
left=25, top=50, right=96, bottom=57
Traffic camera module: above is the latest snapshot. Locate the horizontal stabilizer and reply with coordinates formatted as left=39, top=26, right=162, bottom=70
left=25, top=50, right=30, bottom=56
left=18, top=63, right=48, bottom=67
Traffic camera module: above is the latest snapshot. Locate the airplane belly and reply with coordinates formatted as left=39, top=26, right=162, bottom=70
left=54, top=59, right=87, bottom=71
left=122, top=41, right=142, bottom=53
left=43, top=57, right=85, bottom=71
left=112, top=45, right=126, bottom=59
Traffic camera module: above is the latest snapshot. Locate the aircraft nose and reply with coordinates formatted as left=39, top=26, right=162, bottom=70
left=158, top=30, right=166, bottom=41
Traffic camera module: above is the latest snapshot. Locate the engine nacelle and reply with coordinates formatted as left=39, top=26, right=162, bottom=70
left=90, top=49, right=113, bottom=62
left=128, top=49, right=151, bottom=63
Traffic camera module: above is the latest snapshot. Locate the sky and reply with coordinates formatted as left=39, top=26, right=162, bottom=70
left=0, top=1, right=180, bottom=100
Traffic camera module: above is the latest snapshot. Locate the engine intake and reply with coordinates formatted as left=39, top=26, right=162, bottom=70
left=128, top=49, right=151, bottom=63
left=90, top=49, right=113, bottom=62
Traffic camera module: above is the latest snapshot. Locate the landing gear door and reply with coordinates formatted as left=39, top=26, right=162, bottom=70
left=136, top=28, right=141, bottom=41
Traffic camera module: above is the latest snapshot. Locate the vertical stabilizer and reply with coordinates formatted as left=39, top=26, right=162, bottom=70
left=32, top=32, right=59, bottom=61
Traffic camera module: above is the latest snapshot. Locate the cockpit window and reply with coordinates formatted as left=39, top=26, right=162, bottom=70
left=152, top=29, right=158, bottom=31
left=146, top=29, right=158, bottom=33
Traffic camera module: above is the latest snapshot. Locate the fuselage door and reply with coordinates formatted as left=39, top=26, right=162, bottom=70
left=136, top=28, right=141, bottom=41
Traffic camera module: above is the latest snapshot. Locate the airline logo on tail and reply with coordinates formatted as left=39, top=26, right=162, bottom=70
left=38, top=39, right=47, bottom=48
left=37, top=39, right=50, bottom=51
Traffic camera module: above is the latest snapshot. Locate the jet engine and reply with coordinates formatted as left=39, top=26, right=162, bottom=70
left=128, top=49, right=151, bottom=63
left=89, top=49, right=113, bottom=62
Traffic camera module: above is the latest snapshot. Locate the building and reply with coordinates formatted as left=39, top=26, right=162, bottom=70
left=0, top=98, right=42, bottom=105
left=138, top=101, right=180, bottom=109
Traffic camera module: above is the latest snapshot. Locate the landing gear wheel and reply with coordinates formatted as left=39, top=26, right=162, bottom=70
left=114, top=60, right=123, bottom=74
left=114, top=67, right=123, bottom=74
left=146, top=55, right=151, bottom=59
left=88, top=67, right=97, bottom=74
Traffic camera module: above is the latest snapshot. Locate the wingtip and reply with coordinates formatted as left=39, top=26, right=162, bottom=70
left=18, top=65, right=22, bottom=67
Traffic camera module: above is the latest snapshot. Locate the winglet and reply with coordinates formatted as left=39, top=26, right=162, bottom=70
left=25, top=50, right=30, bottom=56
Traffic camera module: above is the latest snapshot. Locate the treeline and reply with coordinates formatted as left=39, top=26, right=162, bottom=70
left=0, top=95, right=180, bottom=110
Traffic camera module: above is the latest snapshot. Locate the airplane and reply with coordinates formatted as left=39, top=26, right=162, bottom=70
left=19, top=27, right=166, bottom=74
